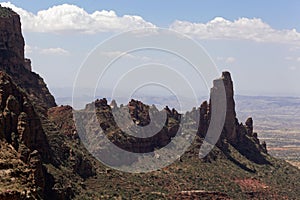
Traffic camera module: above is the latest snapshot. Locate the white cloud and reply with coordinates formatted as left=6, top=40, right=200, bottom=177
left=99, top=51, right=151, bottom=61
left=297, top=57, right=300, bottom=62
left=217, top=56, right=236, bottom=64
left=170, top=17, right=300, bottom=46
left=99, top=51, right=136, bottom=59
left=0, top=2, right=156, bottom=34
left=24, top=45, right=69, bottom=56
left=40, top=47, right=70, bottom=55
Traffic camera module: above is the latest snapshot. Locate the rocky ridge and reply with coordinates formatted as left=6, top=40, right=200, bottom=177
left=88, top=72, right=267, bottom=163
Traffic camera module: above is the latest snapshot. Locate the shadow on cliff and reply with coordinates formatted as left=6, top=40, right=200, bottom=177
left=233, top=136, right=271, bottom=165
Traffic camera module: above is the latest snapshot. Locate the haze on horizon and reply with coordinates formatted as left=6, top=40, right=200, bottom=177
left=1, top=1, right=300, bottom=102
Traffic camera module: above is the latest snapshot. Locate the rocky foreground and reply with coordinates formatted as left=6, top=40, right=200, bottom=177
left=0, top=5, right=300, bottom=199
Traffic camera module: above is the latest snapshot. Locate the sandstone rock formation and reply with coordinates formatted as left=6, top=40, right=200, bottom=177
left=0, top=70, right=96, bottom=199
left=0, top=6, right=56, bottom=112
left=0, top=71, right=51, bottom=198
left=0, top=7, right=24, bottom=67
left=0, top=6, right=97, bottom=199
left=194, top=71, right=267, bottom=158
left=0, top=72, right=51, bottom=161
left=94, top=98, right=180, bottom=154
left=219, top=71, right=237, bottom=143
left=48, top=105, right=77, bottom=138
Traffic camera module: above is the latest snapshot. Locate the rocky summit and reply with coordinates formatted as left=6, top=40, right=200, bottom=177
left=0, top=6, right=56, bottom=113
left=0, top=6, right=300, bottom=200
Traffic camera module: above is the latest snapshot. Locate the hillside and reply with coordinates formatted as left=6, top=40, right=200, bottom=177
left=0, top=5, right=300, bottom=199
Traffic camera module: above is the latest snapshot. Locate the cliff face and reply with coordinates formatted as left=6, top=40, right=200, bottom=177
left=220, top=71, right=237, bottom=143
left=196, top=71, right=267, bottom=163
left=0, top=71, right=51, bottom=198
left=0, top=72, right=51, bottom=160
left=0, top=7, right=56, bottom=112
left=0, top=11, right=24, bottom=67
left=0, top=7, right=95, bottom=199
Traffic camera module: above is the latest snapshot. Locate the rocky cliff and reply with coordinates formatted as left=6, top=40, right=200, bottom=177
left=0, top=70, right=97, bottom=199
left=0, top=71, right=51, bottom=198
left=0, top=6, right=96, bottom=199
left=0, top=6, right=56, bottom=112
left=196, top=72, right=268, bottom=159
left=91, top=84, right=267, bottom=159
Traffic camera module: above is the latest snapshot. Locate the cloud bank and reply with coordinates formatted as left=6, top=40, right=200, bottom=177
left=170, top=17, right=300, bottom=46
left=0, top=2, right=156, bottom=33
left=1, top=2, right=300, bottom=46
left=25, top=45, right=69, bottom=56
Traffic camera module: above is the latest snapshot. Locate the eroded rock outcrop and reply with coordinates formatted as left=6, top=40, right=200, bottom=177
left=94, top=98, right=180, bottom=154
left=48, top=105, right=77, bottom=138
left=0, top=71, right=52, bottom=198
left=0, top=6, right=56, bottom=112
left=0, top=7, right=24, bottom=67
left=195, top=71, right=267, bottom=161
left=0, top=72, right=51, bottom=161
left=47, top=105, right=96, bottom=179
left=220, top=71, right=238, bottom=143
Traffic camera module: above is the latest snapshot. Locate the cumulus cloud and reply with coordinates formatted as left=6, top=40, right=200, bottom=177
left=170, top=17, right=300, bottom=46
left=24, top=45, right=69, bottom=56
left=99, top=51, right=151, bottom=61
left=40, top=47, right=70, bottom=55
left=0, top=2, right=156, bottom=34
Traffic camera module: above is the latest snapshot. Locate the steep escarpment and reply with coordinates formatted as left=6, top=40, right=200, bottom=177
left=0, top=72, right=51, bottom=161
left=0, top=6, right=56, bottom=112
left=0, top=6, right=96, bottom=199
left=195, top=72, right=268, bottom=163
left=0, top=71, right=97, bottom=200
left=0, top=71, right=52, bottom=199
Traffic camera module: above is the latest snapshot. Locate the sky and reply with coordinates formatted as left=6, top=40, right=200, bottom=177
left=1, top=1, right=300, bottom=106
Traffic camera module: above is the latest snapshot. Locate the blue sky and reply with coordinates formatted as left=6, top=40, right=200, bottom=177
left=1, top=1, right=300, bottom=106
